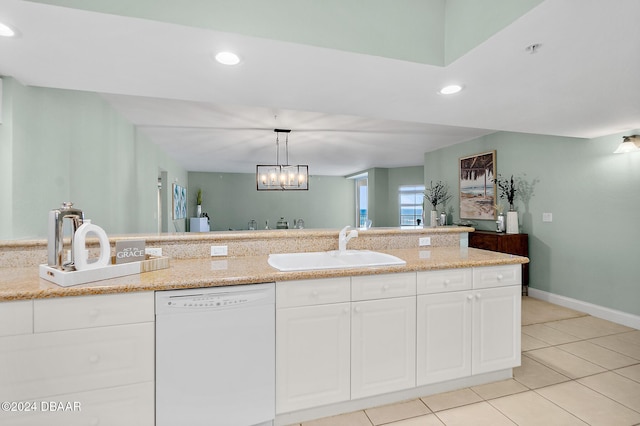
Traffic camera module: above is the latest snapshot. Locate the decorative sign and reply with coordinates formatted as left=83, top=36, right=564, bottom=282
left=115, top=240, right=146, bottom=264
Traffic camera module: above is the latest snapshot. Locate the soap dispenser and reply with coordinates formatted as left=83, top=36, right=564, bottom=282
left=47, top=202, right=84, bottom=271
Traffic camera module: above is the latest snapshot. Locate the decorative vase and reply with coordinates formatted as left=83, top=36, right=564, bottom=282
left=196, top=205, right=202, bottom=218
left=506, top=210, right=518, bottom=234
left=430, top=210, right=438, bottom=227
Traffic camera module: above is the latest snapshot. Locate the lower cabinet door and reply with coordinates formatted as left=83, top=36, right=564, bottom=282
left=417, top=292, right=472, bottom=386
left=0, top=382, right=154, bottom=426
left=0, top=323, right=154, bottom=401
left=276, top=302, right=351, bottom=413
left=472, top=285, right=521, bottom=374
left=351, top=297, right=416, bottom=399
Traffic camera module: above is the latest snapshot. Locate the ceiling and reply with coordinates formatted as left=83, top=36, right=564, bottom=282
left=1, top=0, right=639, bottom=176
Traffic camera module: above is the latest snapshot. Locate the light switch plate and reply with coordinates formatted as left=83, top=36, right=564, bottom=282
left=211, top=245, right=228, bottom=256
left=542, top=212, right=553, bottom=222
left=146, top=247, right=162, bottom=257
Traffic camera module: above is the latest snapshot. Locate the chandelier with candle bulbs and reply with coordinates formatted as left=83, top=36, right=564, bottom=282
left=256, top=129, right=309, bottom=191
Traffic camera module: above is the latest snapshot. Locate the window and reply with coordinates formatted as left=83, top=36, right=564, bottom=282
left=355, top=175, right=368, bottom=227
left=399, top=185, right=425, bottom=226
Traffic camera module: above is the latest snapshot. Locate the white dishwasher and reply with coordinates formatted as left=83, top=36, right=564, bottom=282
left=155, top=283, right=275, bottom=426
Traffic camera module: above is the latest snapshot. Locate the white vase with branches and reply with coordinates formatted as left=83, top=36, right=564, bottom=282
left=424, top=181, right=452, bottom=227
left=494, top=175, right=518, bottom=234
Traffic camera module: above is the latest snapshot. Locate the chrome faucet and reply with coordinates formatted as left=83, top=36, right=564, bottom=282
left=338, top=225, right=358, bottom=253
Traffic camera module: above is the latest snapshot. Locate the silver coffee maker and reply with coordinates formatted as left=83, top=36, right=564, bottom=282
left=47, top=202, right=84, bottom=271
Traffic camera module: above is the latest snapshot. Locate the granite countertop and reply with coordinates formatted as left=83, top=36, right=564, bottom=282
left=0, top=247, right=528, bottom=301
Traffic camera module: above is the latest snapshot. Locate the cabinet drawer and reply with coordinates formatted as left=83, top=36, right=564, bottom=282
left=0, top=322, right=154, bottom=401
left=473, top=265, right=521, bottom=289
left=277, top=278, right=350, bottom=308
left=417, top=268, right=472, bottom=294
left=351, top=273, right=416, bottom=301
left=34, top=292, right=154, bottom=332
left=0, top=382, right=154, bottom=426
left=0, top=300, right=33, bottom=337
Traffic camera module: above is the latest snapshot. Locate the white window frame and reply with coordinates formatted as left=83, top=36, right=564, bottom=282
left=399, top=185, right=425, bottom=226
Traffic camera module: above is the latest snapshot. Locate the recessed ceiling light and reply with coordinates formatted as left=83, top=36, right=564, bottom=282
left=439, top=84, right=463, bottom=95
left=0, top=22, right=16, bottom=38
left=215, top=51, right=241, bottom=66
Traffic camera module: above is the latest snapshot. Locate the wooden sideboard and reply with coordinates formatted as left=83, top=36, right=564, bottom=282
left=469, top=231, right=529, bottom=295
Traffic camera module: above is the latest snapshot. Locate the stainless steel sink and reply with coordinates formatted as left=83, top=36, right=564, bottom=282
left=267, top=250, right=406, bottom=272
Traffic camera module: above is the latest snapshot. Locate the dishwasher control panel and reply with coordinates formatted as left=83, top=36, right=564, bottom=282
left=167, top=294, right=252, bottom=308
left=155, top=283, right=275, bottom=314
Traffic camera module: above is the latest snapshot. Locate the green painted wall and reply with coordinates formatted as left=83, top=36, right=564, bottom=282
left=444, top=0, right=543, bottom=64
left=424, top=131, right=640, bottom=316
left=32, top=0, right=447, bottom=65
left=32, top=0, right=545, bottom=66
left=0, top=79, right=12, bottom=239
left=367, top=168, right=389, bottom=228
left=188, top=172, right=355, bottom=230
left=0, top=78, right=187, bottom=240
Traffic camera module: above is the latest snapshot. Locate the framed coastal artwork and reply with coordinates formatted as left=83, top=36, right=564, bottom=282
left=459, top=151, right=496, bottom=220
left=172, top=183, right=187, bottom=220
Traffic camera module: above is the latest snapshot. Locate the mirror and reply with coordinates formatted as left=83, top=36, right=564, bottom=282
left=1, top=78, right=424, bottom=240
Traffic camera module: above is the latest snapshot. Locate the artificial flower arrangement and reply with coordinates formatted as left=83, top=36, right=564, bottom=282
left=424, top=181, right=452, bottom=210
left=493, top=174, right=517, bottom=211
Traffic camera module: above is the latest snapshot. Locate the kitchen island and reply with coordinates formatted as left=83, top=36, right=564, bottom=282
left=0, top=227, right=528, bottom=426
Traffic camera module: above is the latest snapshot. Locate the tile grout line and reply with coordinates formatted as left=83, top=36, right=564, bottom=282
left=550, top=339, right=640, bottom=370
left=301, top=301, right=640, bottom=426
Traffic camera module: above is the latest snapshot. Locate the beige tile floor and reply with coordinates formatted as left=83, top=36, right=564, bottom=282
left=291, top=297, right=640, bottom=426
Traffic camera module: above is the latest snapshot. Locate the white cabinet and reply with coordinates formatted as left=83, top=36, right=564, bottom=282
left=33, top=291, right=153, bottom=332
left=352, top=296, right=416, bottom=399
left=277, top=265, right=521, bottom=415
left=276, top=279, right=351, bottom=413
left=0, top=300, right=33, bottom=337
left=473, top=265, right=522, bottom=289
left=417, top=291, right=472, bottom=385
left=472, top=285, right=521, bottom=374
left=0, top=293, right=155, bottom=426
left=416, top=266, right=521, bottom=386
left=417, top=268, right=473, bottom=294
left=0, top=382, right=154, bottom=426
left=351, top=273, right=416, bottom=399
left=276, top=273, right=417, bottom=412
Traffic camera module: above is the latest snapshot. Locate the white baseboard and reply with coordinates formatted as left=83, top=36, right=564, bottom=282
left=528, top=288, right=640, bottom=329
left=275, top=370, right=511, bottom=425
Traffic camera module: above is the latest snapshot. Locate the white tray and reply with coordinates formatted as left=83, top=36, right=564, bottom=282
left=39, top=255, right=169, bottom=287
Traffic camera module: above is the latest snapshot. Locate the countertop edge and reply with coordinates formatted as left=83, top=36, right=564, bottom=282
left=0, top=248, right=528, bottom=301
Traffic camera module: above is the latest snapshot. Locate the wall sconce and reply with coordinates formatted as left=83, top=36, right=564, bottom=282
left=614, top=135, right=640, bottom=154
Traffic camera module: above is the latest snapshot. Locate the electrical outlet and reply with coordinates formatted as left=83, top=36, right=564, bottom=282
left=542, top=212, right=553, bottom=222
left=145, top=247, right=162, bottom=257
left=419, top=237, right=431, bottom=246
left=211, top=245, right=228, bottom=256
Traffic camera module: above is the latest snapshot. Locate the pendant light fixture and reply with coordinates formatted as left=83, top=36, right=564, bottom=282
left=256, top=129, right=309, bottom=191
